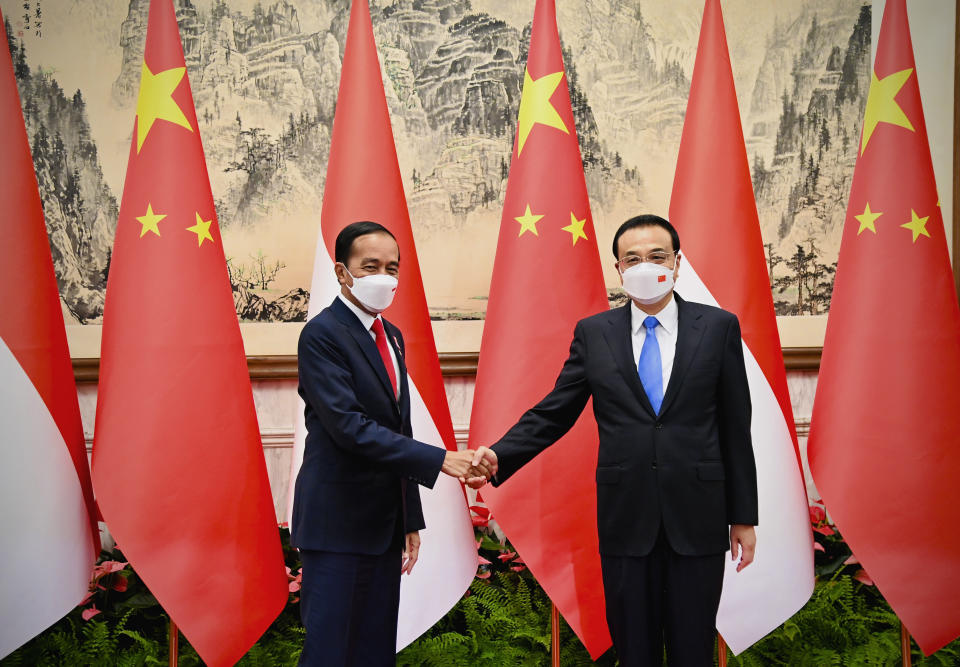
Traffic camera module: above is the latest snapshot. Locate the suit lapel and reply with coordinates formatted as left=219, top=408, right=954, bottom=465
left=602, top=304, right=658, bottom=418
left=331, top=298, right=400, bottom=411
left=658, top=295, right=705, bottom=417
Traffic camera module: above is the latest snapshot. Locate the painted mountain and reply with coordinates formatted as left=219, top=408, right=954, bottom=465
left=3, top=0, right=870, bottom=321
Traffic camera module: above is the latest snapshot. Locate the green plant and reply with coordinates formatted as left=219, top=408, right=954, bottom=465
left=5, top=520, right=960, bottom=666
left=2, top=609, right=165, bottom=667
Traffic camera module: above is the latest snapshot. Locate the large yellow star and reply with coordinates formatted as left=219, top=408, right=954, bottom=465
left=515, top=204, right=543, bottom=237
left=900, top=209, right=930, bottom=243
left=135, top=62, right=193, bottom=153
left=855, top=202, right=882, bottom=235
left=517, top=69, right=569, bottom=155
left=860, top=68, right=914, bottom=155
left=186, top=212, right=214, bottom=247
left=561, top=212, right=588, bottom=245
left=135, top=203, right=166, bottom=238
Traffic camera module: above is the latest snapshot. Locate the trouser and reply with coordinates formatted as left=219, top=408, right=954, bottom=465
left=297, top=546, right=402, bottom=666
left=601, top=526, right=725, bottom=666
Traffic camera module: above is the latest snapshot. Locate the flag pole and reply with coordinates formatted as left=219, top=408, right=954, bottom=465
left=717, top=633, right=728, bottom=667
left=550, top=602, right=560, bottom=666
left=901, top=622, right=912, bottom=667
left=168, top=618, right=179, bottom=666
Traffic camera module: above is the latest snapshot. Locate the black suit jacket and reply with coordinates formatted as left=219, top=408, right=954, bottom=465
left=492, top=295, right=758, bottom=557
left=291, top=297, right=447, bottom=554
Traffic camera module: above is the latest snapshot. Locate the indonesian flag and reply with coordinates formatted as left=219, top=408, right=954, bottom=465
left=0, top=8, right=99, bottom=658
left=91, top=1, right=287, bottom=664
left=467, top=0, right=612, bottom=656
left=669, top=0, right=814, bottom=653
left=286, top=0, right=477, bottom=649
left=808, top=0, right=960, bottom=654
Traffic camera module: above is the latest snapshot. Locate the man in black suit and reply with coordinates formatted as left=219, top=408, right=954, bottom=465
left=292, top=221, right=491, bottom=666
left=469, top=214, right=758, bottom=666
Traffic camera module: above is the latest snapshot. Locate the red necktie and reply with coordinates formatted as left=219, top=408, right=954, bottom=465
left=371, top=318, right=398, bottom=397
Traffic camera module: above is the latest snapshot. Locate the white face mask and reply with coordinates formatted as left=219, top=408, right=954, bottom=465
left=621, top=262, right=675, bottom=305
left=340, top=265, right=398, bottom=313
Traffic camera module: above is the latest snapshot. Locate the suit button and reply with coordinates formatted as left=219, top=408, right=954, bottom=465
left=655, top=423, right=663, bottom=430
left=651, top=461, right=658, bottom=470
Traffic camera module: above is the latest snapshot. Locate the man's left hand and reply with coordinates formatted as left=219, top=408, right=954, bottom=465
left=402, top=531, right=420, bottom=575
left=730, top=524, right=756, bottom=572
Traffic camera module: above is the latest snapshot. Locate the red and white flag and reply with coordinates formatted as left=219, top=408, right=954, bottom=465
left=808, top=0, right=960, bottom=654
left=91, top=1, right=288, bottom=664
left=670, top=0, right=814, bottom=653
left=287, top=0, right=476, bottom=649
left=0, top=8, right=100, bottom=658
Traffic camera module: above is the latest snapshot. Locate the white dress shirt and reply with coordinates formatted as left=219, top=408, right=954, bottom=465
left=338, top=293, right=401, bottom=399
left=630, top=295, right=679, bottom=394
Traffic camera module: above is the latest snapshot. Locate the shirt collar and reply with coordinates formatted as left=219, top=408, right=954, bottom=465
left=631, top=294, right=678, bottom=335
left=338, top=293, right=380, bottom=332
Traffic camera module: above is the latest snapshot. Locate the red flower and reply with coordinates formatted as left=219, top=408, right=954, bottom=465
left=853, top=569, right=874, bottom=586
left=111, top=574, right=128, bottom=592
left=81, top=606, right=101, bottom=621
left=470, top=505, right=491, bottom=528
left=809, top=505, right=826, bottom=524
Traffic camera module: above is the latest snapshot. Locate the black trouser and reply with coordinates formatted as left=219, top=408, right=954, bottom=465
left=297, top=546, right=402, bottom=666
left=601, top=526, right=725, bottom=666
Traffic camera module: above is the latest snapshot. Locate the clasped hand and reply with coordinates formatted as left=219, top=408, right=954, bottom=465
left=441, top=447, right=498, bottom=488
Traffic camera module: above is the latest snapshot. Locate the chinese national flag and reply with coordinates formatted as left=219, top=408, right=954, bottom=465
left=91, top=1, right=287, bottom=664
left=669, top=0, right=813, bottom=653
left=288, top=0, right=477, bottom=649
left=467, top=0, right=611, bottom=656
left=808, top=0, right=960, bottom=654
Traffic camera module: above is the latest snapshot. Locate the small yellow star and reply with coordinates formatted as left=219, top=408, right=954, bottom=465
left=900, top=209, right=930, bottom=243
left=861, top=68, right=914, bottom=155
left=516, top=69, right=569, bottom=155
left=561, top=212, right=588, bottom=245
left=186, top=212, right=214, bottom=247
left=515, top=204, right=543, bottom=237
left=135, top=203, right=165, bottom=238
left=135, top=62, right=193, bottom=153
left=855, top=202, right=882, bottom=235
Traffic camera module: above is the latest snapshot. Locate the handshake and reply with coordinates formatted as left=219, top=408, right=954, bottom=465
left=442, top=446, right=498, bottom=489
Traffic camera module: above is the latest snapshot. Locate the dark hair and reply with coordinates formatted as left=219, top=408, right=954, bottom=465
left=334, top=221, right=397, bottom=264
left=611, top=214, right=680, bottom=259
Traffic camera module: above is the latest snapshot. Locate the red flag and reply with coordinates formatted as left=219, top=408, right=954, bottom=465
left=0, top=9, right=99, bottom=657
left=669, top=0, right=814, bottom=652
left=287, top=0, right=476, bottom=648
left=91, top=1, right=287, bottom=664
left=808, top=0, right=960, bottom=654
left=467, top=0, right=611, bottom=656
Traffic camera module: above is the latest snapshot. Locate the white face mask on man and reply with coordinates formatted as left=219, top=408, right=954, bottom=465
left=620, top=262, right=675, bottom=305
left=339, top=265, right=398, bottom=313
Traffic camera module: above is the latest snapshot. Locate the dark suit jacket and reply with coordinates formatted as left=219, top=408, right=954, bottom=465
left=492, top=295, right=758, bottom=557
left=291, top=297, right=447, bottom=554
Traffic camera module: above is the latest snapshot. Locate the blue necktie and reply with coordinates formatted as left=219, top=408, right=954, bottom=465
left=638, top=316, right=663, bottom=414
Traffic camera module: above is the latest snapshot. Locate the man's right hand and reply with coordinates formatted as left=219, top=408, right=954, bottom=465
left=465, top=447, right=498, bottom=489
left=441, top=447, right=496, bottom=484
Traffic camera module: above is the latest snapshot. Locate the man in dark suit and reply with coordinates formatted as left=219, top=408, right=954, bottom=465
left=293, top=221, right=490, bottom=666
left=469, top=214, right=758, bottom=666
